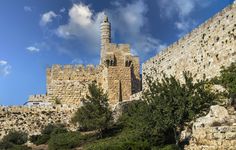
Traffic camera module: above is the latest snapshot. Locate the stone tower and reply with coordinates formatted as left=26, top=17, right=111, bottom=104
left=99, top=15, right=141, bottom=105
left=100, top=15, right=111, bottom=64
left=27, top=15, right=141, bottom=107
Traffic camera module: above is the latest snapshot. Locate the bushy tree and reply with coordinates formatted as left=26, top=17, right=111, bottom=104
left=212, top=62, right=236, bottom=105
left=72, top=82, right=112, bottom=133
left=48, top=132, right=82, bottom=150
left=142, top=72, right=218, bottom=146
left=117, top=72, right=218, bottom=148
left=30, top=124, right=67, bottom=145
left=2, top=130, right=28, bottom=145
left=0, top=130, right=31, bottom=150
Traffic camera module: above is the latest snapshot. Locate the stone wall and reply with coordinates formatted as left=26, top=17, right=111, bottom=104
left=0, top=105, right=78, bottom=139
left=143, top=3, right=236, bottom=88
left=185, top=105, right=236, bottom=149
left=46, top=64, right=103, bottom=105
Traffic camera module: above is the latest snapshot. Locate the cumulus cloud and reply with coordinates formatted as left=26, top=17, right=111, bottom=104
left=108, top=0, right=165, bottom=56
left=0, top=60, right=11, bottom=76
left=57, top=3, right=103, bottom=41
left=26, top=46, right=40, bottom=52
left=40, top=11, right=57, bottom=26
left=24, top=6, right=32, bottom=12
left=175, top=19, right=197, bottom=37
left=158, top=0, right=211, bottom=36
left=60, top=8, right=66, bottom=13
left=55, top=0, right=165, bottom=61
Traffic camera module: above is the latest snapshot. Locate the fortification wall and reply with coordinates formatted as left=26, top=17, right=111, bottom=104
left=28, top=94, right=49, bottom=102
left=0, top=105, right=78, bottom=139
left=46, top=65, right=104, bottom=105
left=143, top=3, right=236, bottom=88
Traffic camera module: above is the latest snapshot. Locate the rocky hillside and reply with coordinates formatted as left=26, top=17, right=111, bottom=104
left=186, top=105, right=236, bottom=149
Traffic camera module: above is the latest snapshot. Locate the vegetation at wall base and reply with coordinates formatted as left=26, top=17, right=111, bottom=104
left=72, top=82, right=113, bottom=134
left=0, top=130, right=31, bottom=150
left=4, top=63, right=236, bottom=150
left=212, top=62, right=236, bottom=106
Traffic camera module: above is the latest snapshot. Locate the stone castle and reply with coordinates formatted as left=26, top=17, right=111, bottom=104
left=1, top=2, right=236, bottom=148
left=27, top=15, right=141, bottom=106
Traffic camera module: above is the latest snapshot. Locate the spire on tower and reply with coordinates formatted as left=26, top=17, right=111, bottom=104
left=100, top=14, right=111, bottom=64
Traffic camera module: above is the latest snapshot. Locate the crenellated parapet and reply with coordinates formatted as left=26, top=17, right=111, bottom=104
left=47, top=64, right=101, bottom=81
left=28, top=94, right=48, bottom=102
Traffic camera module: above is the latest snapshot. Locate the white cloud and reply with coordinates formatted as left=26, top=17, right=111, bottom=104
left=158, top=0, right=203, bottom=18
left=56, top=0, right=165, bottom=61
left=108, top=0, right=166, bottom=57
left=60, top=8, right=66, bottom=13
left=158, top=0, right=211, bottom=36
left=40, top=11, right=57, bottom=26
left=24, top=6, right=32, bottom=12
left=0, top=60, right=7, bottom=65
left=0, top=60, right=11, bottom=76
left=175, top=19, right=197, bottom=37
left=26, top=46, right=40, bottom=52
left=71, top=58, right=83, bottom=64
left=56, top=3, right=104, bottom=53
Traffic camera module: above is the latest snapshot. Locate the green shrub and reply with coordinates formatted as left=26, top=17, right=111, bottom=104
left=0, top=141, right=14, bottom=149
left=0, top=141, right=31, bottom=150
left=2, top=130, right=28, bottom=145
left=30, top=134, right=50, bottom=145
left=8, top=145, right=32, bottom=150
left=160, top=144, right=179, bottom=150
left=30, top=124, right=67, bottom=145
left=72, top=82, right=112, bottom=133
left=141, top=72, right=218, bottom=146
left=212, top=62, right=236, bottom=106
left=41, top=124, right=66, bottom=135
left=86, top=139, right=150, bottom=150
left=48, top=132, right=83, bottom=150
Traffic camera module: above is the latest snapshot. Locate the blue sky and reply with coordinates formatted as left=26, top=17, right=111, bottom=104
left=0, top=0, right=234, bottom=105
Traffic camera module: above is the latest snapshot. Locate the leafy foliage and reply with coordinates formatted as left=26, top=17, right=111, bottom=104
left=72, top=82, right=112, bottom=132
left=2, top=130, right=28, bottom=145
left=48, top=132, right=82, bottom=150
left=142, top=72, right=218, bottom=145
left=116, top=72, right=218, bottom=148
left=30, top=124, right=67, bottom=145
left=29, top=134, right=50, bottom=145
left=85, top=129, right=150, bottom=150
left=212, top=62, right=236, bottom=100
left=0, top=131, right=31, bottom=150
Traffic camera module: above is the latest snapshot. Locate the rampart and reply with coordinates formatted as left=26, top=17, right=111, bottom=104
left=46, top=64, right=104, bottom=105
left=28, top=94, right=49, bottom=102
left=0, top=105, right=78, bottom=139
left=143, top=3, right=236, bottom=88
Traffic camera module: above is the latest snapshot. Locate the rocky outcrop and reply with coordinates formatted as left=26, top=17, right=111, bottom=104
left=186, top=105, right=236, bottom=150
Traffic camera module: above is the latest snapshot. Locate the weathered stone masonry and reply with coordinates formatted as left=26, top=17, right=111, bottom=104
left=143, top=3, right=236, bottom=88
left=0, top=105, right=78, bottom=139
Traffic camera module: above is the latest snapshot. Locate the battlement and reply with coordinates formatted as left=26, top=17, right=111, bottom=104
left=47, top=64, right=101, bottom=81
left=28, top=94, right=48, bottom=102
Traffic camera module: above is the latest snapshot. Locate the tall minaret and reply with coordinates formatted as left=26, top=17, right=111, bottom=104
left=100, top=15, right=111, bottom=64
